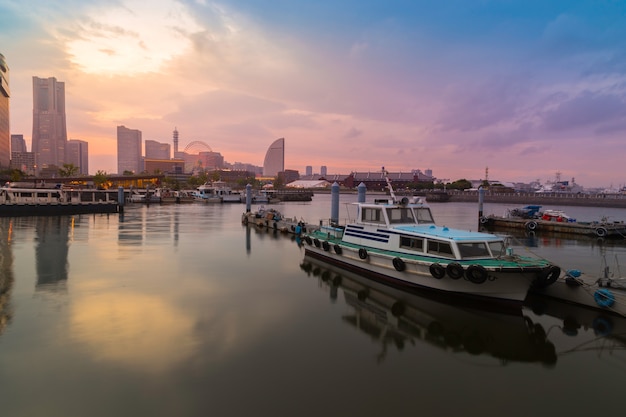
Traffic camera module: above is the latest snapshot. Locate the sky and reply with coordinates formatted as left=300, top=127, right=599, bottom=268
left=1, top=0, right=625, bottom=188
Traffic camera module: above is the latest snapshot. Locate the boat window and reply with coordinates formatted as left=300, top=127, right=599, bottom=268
left=457, top=242, right=490, bottom=258
left=362, top=208, right=384, bottom=223
left=387, top=207, right=416, bottom=224
left=400, top=236, right=423, bottom=251
left=414, top=208, right=435, bottom=223
left=427, top=240, right=454, bottom=258
left=488, top=241, right=506, bottom=257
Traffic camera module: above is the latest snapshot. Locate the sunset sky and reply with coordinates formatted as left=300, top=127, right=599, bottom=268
left=1, top=0, right=625, bottom=187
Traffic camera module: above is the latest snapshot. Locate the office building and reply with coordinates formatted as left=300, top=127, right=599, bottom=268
left=0, top=54, right=9, bottom=168
left=32, top=76, right=68, bottom=173
left=320, top=166, right=327, bottom=177
left=145, top=139, right=171, bottom=160
left=11, top=134, right=26, bottom=153
left=117, top=125, right=142, bottom=174
left=305, top=166, right=312, bottom=176
left=67, top=139, right=89, bottom=175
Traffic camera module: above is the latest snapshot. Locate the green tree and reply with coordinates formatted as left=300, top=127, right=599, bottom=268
left=58, top=163, right=79, bottom=177
left=94, top=170, right=110, bottom=189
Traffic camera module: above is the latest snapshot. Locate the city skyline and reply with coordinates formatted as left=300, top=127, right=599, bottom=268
left=1, top=1, right=626, bottom=187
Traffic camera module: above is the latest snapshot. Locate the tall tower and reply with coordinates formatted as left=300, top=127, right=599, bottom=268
left=117, top=125, right=142, bottom=174
left=0, top=53, right=10, bottom=168
left=32, top=76, right=68, bottom=173
left=173, top=127, right=179, bottom=155
left=262, top=138, right=284, bottom=177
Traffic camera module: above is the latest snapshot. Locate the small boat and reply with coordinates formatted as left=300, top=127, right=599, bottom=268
left=159, top=189, right=195, bottom=204
left=301, top=169, right=561, bottom=306
left=128, top=188, right=160, bottom=203
left=528, top=256, right=626, bottom=317
left=481, top=205, right=626, bottom=238
left=241, top=206, right=314, bottom=234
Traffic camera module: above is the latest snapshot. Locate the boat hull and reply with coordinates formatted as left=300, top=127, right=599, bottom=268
left=303, top=240, right=550, bottom=304
left=483, top=217, right=626, bottom=238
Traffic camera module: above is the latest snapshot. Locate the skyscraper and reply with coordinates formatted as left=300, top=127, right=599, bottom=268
left=262, top=138, right=284, bottom=177
left=117, top=125, right=142, bottom=174
left=32, top=76, right=68, bottom=173
left=67, top=139, right=89, bottom=175
left=0, top=54, right=10, bottom=168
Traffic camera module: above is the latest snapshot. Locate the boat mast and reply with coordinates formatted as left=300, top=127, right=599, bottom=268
left=382, top=167, right=397, bottom=202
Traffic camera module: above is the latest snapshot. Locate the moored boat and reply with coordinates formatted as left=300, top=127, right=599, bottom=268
left=481, top=205, right=626, bottom=238
left=301, top=170, right=561, bottom=306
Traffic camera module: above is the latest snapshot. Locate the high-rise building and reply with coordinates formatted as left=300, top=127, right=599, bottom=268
left=67, top=139, right=89, bottom=175
left=11, top=134, right=26, bottom=153
left=0, top=53, right=10, bottom=168
left=262, top=138, right=284, bottom=177
left=32, top=76, right=68, bottom=173
left=145, top=139, right=171, bottom=160
left=320, top=166, right=327, bottom=177
left=305, top=165, right=312, bottom=176
left=117, top=125, right=142, bottom=174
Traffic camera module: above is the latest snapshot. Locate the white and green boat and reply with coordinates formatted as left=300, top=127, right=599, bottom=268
left=302, top=172, right=561, bottom=306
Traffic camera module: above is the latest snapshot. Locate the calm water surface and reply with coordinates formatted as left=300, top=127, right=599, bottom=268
left=1, top=194, right=626, bottom=416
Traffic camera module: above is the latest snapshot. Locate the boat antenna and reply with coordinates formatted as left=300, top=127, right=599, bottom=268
left=382, top=167, right=398, bottom=202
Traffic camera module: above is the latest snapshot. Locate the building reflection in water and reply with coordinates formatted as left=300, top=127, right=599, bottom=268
left=35, top=217, right=70, bottom=291
left=0, top=218, right=14, bottom=335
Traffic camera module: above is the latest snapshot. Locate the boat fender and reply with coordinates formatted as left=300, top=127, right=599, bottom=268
left=595, top=227, right=608, bottom=237
left=429, top=263, right=446, bottom=279
left=479, top=216, right=489, bottom=224
left=594, top=288, right=615, bottom=308
left=532, top=266, right=561, bottom=288
left=446, top=263, right=464, bottom=280
left=322, top=241, right=330, bottom=251
left=313, top=238, right=321, bottom=248
left=304, top=236, right=312, bottom=245
left=333, top=244, right=342, bottom=255
left=465, top=265, right=488, bottom=284
left=358, top=248, right=368, bottom=260
left=392, top=257, right=406, bottom=272
left=526, top=221, right=538, bottom=231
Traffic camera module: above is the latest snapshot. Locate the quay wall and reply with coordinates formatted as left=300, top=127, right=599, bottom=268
left=447, top=191, right=626, bottom=208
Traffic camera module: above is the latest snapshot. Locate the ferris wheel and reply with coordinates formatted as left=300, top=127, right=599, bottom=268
left=183, top=141, right=212, bottom=154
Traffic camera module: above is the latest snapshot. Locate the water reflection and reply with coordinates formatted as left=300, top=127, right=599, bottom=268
left=0, top=218, right=14, bottom=335
left=35, top=216, right=70, bottom=291
left=300, top=256, right=557, bottom=366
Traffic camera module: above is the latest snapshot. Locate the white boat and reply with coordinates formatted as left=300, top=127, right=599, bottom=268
left=301, top=169, right=561, bottom=306
left=193, top=181, right=241, bottom=203
left=0, top=184, right=67, bottom=204
left=128, top=188, right=160, bottom=203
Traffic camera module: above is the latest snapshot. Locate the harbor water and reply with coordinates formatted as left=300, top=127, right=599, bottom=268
left=1, top=194, right=626, bottom=416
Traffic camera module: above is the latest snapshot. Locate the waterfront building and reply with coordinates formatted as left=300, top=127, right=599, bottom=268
left=143, top=158, right=185, bottom=175
left=320, top=165, right=327, bottom=177
left=0, top=54, right=10, bottom=168
left=67, top=139, right=89, bottom=175
left=262, top=137, right=284, bottom=177
left=117, top=125, right=142, bottom=174
left=9, top=151, right=35, bottom=175
left=32, top=76, right=67, bottom=173
left=305, top=165, right=312, bottom=176
left=145, top=139, right=171, bottom=160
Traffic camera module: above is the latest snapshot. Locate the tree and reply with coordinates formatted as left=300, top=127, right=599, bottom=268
left=58, top=163, right=79, bottom=177
left=94, top=170, right=110, bottom=190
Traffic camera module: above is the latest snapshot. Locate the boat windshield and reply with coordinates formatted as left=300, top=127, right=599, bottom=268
left=414, top=207, right=435, bottom=223
left=386, top=207, right=416, bottom=224
left=488, top=241, right=506, bottom=257
left=457, top=242, right=491, bottom=258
